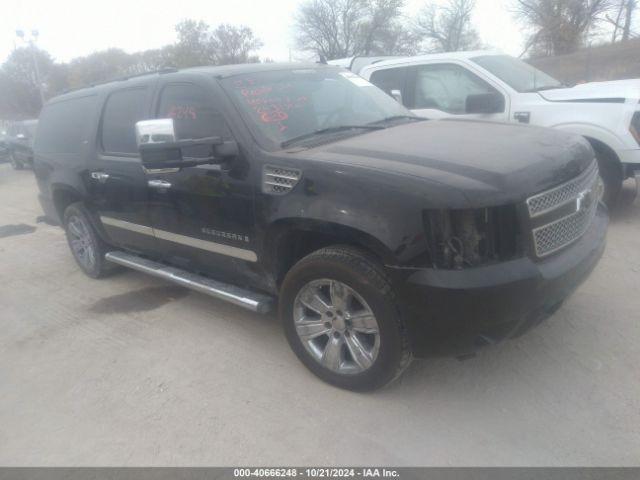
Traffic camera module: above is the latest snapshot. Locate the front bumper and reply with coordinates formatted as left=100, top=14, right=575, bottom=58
left=394, top=204, right=608, bottom=358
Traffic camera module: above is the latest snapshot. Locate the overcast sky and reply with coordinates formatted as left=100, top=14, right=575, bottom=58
left=1, top=0, right=524, bottom=65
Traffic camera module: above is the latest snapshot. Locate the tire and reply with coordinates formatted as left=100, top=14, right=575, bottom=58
left=280, top=246, right=412, bottom=391
left=594, top=146, right=623, bottom=208
left=9, top=151, right=23, bottom=170
left=63, top=202, right=116, bottom=279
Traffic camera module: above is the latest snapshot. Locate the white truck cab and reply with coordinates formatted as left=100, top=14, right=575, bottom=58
left=348, top=51, right=640, bottom=205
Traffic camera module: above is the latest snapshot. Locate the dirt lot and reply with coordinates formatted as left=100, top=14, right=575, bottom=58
left=0, top=162, right=639, bottom=466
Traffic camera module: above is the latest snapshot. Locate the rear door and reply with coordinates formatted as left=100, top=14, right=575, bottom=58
left=146, top=78, right=257, bottom=283
left=90, top=82, right=162, bottom=256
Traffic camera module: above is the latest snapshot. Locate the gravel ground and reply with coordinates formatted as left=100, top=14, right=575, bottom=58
left=0, top=162, right=639, bottom=466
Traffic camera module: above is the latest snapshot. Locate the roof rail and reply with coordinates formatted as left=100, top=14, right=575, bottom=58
left=60, top=67, right=178, bottom=95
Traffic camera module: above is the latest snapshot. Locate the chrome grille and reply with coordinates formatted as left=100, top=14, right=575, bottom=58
left=527, top=162, right=599, bottom=218
left=528, top=161, right=601, bottom=258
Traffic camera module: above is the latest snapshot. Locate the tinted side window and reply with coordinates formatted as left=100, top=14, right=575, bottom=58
left=157, top=83, right=230, bottom=140
left=35, top=95, right=97, bottom=154
left=101, top=88, right=148, bottom=154
left=412, top=64, right=500, bottom=114
left=369, top=67, right=407, bottom=103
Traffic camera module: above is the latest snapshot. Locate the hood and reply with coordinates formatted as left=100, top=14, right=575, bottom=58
left=539, top=79, right=640, bottom=102
left=294, top=119, right=594, bottom=207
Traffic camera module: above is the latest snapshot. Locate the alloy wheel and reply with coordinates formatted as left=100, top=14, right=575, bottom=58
left=293, top=279, right=381, bottom=375
left=67, top=215, right=96, bottom=271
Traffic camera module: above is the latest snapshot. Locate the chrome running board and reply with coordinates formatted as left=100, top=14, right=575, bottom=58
left=105, top=251, right=274, bottom=314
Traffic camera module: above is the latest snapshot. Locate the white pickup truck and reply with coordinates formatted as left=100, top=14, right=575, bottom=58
left=332, top=52, right=640, bottom=205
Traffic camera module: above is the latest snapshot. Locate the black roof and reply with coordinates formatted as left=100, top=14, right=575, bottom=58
left=50, top=62, right=335, bottom=103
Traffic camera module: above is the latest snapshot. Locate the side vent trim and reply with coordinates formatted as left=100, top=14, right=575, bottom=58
left=262, top=165, right=302, bottom=195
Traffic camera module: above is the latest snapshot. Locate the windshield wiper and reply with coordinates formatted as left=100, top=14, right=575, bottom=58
left=281, top=125, right=385, bottom=148
left=369, top=115, right=425, bottom=125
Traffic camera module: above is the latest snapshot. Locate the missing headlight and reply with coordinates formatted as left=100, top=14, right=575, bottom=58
left=423, top=206, right=522, bottom=269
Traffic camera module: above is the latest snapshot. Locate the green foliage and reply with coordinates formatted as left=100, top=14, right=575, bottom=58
left=0, top=19, right=262, bottom=119
left=0, top=47, right=56, bottom=118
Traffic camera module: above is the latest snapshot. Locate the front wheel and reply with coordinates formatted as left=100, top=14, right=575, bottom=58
left=280, top=246, right=412, bottom=391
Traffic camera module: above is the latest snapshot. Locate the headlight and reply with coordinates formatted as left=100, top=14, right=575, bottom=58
left=422, top=206, right=523, bottom=269
left=629, top=112, right=640, bottom=145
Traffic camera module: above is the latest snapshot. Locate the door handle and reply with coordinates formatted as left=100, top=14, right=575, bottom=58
left=91, top=171, right=110, bottom=183
left=148, top=179, right=172, bottom=189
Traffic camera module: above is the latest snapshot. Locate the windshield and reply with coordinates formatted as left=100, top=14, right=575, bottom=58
left=220, top=68, right=414, bottom=149
left=472, top=55, right=564, bottom=93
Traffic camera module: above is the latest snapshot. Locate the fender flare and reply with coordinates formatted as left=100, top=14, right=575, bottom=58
left=551, top=123, right=625, bottom=155
left=263, top=217, right=399, bottom=282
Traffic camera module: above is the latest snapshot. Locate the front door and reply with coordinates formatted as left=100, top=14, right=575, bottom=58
left=90, top=84, right=162, bottom=257
left=146, top=80, right=258, bottom=284
left=407, top=63, right=509, bottom=122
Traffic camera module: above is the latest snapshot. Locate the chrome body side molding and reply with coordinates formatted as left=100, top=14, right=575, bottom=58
left=100, top=216, right=258, bottom=262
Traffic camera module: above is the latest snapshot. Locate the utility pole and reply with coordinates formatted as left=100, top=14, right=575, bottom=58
left=16, top=29, right=46, bottom=109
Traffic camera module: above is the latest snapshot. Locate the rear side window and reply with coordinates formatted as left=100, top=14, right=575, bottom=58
left=369, top=67, right=407, bottom=102
left=157, top=83, right=230, bottom=140
left=35, top=95, right=97, bottom=154
left=101, top=88, right=148, bottom=154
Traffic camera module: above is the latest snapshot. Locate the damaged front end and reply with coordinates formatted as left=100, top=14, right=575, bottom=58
left=422, top=206, right=524, bottom=270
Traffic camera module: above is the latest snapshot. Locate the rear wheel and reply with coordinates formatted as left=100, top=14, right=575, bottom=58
left=280, top=246, right=412, bottom=391
left=63, top=203, right=116, bottom=278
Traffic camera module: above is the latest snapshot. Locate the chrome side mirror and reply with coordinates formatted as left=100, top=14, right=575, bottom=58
left=135, top=118, right=176, bottom=147
left=135, top=118, right=183, bottom=168
left=134, top=118, right=235, bottom=170
left=390, top=89, right=403, bottom=104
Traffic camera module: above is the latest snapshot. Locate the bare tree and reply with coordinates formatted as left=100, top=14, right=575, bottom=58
left=294, top=0, right=367, bottom=59
left=359, top=0, right=420, bottom=55
left=413, top=0, right=481, bottom=53
left=294, top=0, right=417, bottom=60
left=607, top=0, right=637, bottom=41
left=514, top=0, right=612, bottom=56
left=170, top=20, right=263, bottom=68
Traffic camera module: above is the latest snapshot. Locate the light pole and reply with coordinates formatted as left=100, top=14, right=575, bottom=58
left=16, top=29, right=46, bottom=109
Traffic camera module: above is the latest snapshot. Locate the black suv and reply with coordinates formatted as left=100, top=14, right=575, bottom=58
left=34, top=64, right=607, bottom=391
left=6, top=119, right=38, bottom=169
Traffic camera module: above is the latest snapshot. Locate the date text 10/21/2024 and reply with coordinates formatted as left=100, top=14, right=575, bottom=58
left=233, top=468, right=401, bottom=478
